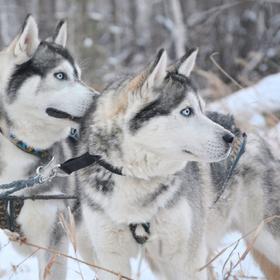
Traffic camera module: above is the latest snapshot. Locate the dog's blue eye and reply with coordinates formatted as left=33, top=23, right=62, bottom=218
left=180, top=107, right=193, bottom=117
left=54, top=72, right=67, bottom=80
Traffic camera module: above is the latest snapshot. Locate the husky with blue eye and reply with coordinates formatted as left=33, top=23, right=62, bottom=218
left=0, top=15, right=98, bottom=280
left=77, top=48, right=237, bottom=280
left=78, top=47, right=280, bottom=279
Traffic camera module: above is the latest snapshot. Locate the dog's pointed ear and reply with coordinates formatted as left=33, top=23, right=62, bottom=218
left=177, top=48, right=198, bottom=77
left=13, top=14, right=39, bottom=59
left=53, top=20, right=67, bottom=47
left=126, top=49, right=168, bottom=94
left=145, top=49, right=168, bottom=88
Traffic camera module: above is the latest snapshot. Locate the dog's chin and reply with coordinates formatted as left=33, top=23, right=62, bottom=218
left=46, top=108, right=82, bottom=123
left=183, top=146, right=232, bottom=163
left=207, top=147, right=232, bottom=163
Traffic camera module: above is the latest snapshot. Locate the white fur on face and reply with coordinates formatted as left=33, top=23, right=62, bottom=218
left=4, top=60, right=93, bottom=148
left=129, top=92, right=232, bottom=163
left=41, top=61, right=92, bottom=118
left=8, top=60, right=91, bottom=120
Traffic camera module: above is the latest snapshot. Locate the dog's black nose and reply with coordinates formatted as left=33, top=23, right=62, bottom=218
left=223, top=133, right=234, bottom=144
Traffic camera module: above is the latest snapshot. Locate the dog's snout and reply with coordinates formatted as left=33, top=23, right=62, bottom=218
left=223, top=133, right=234, bottom=144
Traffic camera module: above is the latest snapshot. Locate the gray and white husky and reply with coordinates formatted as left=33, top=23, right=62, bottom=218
left=77, top=49, right=239, bottom=279
left=0, top=15, right=96, bottom=279
left=78, top=47, right=280, bottom=279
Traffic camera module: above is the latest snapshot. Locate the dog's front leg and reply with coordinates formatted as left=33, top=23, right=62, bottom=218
left=17, top=199, right=69, bottom=280
left=37, top=235, right=68, bottom=280
left=146, top=201, right=208, bottom=280
left=83, top=206, right=136, bottom=280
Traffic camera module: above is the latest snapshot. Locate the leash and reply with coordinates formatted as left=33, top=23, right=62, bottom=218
left=212, top=132, right=247, bottom=206
left=0, top=153, right=123, bottom=198
left=0, top=152, right=124, bottom=235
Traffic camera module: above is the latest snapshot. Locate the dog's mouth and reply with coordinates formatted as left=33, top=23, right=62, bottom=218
left=46, top=108, right=82, bottom=122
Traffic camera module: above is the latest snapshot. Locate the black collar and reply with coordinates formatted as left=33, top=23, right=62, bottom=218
left=59, top=152, right=123, bottom=176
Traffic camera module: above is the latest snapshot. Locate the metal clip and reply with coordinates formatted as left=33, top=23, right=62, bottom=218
left=36, top=157, right=67, bottom=183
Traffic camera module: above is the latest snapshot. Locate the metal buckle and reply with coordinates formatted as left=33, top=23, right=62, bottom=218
left=36, top=157, right=68, bottom=183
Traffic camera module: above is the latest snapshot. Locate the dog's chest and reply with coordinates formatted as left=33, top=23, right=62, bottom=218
left=85, top=173, right=180, bottom=224
left=0, top=135, right=36, bottom=184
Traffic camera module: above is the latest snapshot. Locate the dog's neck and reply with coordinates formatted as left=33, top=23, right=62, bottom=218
left=121, top=143, right=187, bottom=180
left=0, top=114, right=71, bottom=150
left=91, top=136, right=187, bottom=181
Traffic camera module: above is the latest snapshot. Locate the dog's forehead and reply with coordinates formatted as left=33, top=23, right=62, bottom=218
left=33, top=42, right=78, bottom=77
left=129, top=73, right=199, bottom=133
left=159, top=73, right=197, bottom=105
left=6, top=42, right=79, bottom=103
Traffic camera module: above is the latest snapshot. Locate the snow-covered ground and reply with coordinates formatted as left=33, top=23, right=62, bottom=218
left=0, top=230, right=264, bottom=280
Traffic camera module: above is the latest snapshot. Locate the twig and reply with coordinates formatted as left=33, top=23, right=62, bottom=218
left=13, top=248, right=40, bottom=272
left=59, top=208, right=84, bottom=280
left=198, top=215, right=280, bottom=272
left=223, top=215, right=274, bottom=278
left=222, top=239, right=240, bottom=276
left=210, top=52, right=243, bottom=90
left=136, top=247, right=145, bottom=280
left=8, top=234, right=133, bottom=280
left=44, top=254, right=58, bottom=280
left=188, top=1, right=245, bottom=26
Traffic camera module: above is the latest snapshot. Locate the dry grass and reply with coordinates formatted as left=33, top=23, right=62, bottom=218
left=4, top=223, right=133, bottom=280
left=199, top=216, right=280, bottom=280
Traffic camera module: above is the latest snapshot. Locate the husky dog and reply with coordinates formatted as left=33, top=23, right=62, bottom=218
left=77, top=48, right=237, bottom=279
left=227, top=135, right=280, bottom=274
left=0, top=15, right=97, bottom=279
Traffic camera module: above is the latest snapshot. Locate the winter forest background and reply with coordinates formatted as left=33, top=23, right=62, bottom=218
left=1, top=0, right=280, bottom=279
left=1, top=0, right=280, bottom=93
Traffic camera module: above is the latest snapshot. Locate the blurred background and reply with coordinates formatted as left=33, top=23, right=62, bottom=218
left=1, top=0, right=280, bottom=96
left=1, top=1, right=280, bottom=279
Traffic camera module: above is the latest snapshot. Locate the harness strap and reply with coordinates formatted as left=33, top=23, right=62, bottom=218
left=0, top=198, right=24, bottom=234
left=129, top=223, right=151, bottom=245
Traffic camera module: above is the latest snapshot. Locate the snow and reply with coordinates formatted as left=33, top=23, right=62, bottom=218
left=0, top=230, right=264, bottom=280
left=83, top=38, right=93, bottom=48
left=209, top=73, right=280, bottom=126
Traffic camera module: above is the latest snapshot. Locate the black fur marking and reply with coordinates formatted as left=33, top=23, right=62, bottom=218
left=44, top=42, right=78, bottom=77
left=206, top=111, right=240, bottom=136
left=142, top=184, right=169, bottom=207
left=263, top=167, right=280, bottom=236
left=149, top=49, right=165, bottom=74
left=53, top=20, right=65, bottom=42
left=85, top=196, right=103, bottom=211
left=82, top=165, right=115, bottom=194
left=20, top=14, right=32, bottom=34
left=7, top=59, right=44, bottom=102
left=129, top=72, right=195, bottom=133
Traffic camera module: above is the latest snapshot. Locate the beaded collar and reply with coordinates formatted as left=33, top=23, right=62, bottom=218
left=0, top=128, right=50, bottom=160
left=8, top=134, right=50, bottom=159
